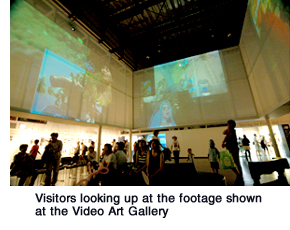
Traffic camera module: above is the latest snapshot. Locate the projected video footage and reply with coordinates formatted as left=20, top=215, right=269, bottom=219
left=139, top=51, right=227, bottom=128
left=11, top=0, right=115, bottom=124
left=249, top=0, right=289, bottom=48
left=32, top=49, right=113, bottom=122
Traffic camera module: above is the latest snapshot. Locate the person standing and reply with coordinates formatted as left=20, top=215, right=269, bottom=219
left=208, top=140, right=220, bottom=174
left=29, top=139, right=41, bottom=160
left=44, top=133, right=62, bottom=186
left=187, top=148, right=197, bottom=174
left=80, top=142, right=88, bottom=160
left=152, top=130, right=160, bottom=142
left=242, top=135, right=251, bottom=161
left=73, top=141, right=80, bottom=164
left=260, top=136, right=270, bottom=156
left=253, top=134, right=261, bottom=156
left=112, top=139, right=117, bottom=153
left=222, top=120, right=244, bottom=185
left=171, top=136, right=180, bottom=165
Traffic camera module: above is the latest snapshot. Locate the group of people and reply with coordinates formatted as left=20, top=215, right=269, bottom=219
left=237, top=133, right=270, bottom=161
left=10, top=133, right=63, bottom=186
left=11, top=119, right=249, bottom=186
left=205, top=119, right=244, bottom=184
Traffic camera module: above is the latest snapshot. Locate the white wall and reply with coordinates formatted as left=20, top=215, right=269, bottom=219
left=163, top=126, right=227, bottom=158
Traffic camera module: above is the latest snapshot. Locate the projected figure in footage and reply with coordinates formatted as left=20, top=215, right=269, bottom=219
left=148, top=101, right=176, bottom=128
left=35, top=57, right=113, bottom=123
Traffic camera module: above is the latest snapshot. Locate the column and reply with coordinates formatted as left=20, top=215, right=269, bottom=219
left=265, top=115, right=281, bottom=158
left=97, top=125, right=102, bottom=162
left=129, top=129, right=132, bottom=162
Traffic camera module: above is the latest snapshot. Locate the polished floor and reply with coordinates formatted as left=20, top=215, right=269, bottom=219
left=189, top=150, right=290, bottom=186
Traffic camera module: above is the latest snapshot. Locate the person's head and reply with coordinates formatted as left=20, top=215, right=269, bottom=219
left=101, top=66, right=112, bottom=84
left=243, top=134, right=247, bottom=138
left=188, top=148, right=192, bottom=153
left=117, top=141, right=125, bottom=151
left=113, top=139, right=116, bottom=142
left=104, top=143, right=112, bottom=154
left=172, top=136, right=177, bottom=141
left=161, top=101, right=171, bottom=121
left=254, top=134, right=257, bottom=137
left=89, top=146, right=94, bottom=153
left=77, top=141, right=80, bottom=145
left=150, top=139, right=160, bottom=150
left=81, top=142, right=84, bottom=145
left=19, top=144, right=28, bottom=152
left=209, top=139, right=215, bottom=148
left=34, top=139, right=39, bottom=145
left=153, top=130, right=159, bottom=136
left=51, top=132, right=58, bottom=141
left=138, top=138, right=147, bottom=148
left=227, top=120, right=236, bottom=129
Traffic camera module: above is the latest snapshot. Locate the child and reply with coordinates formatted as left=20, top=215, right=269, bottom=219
left=187, top=148, right=197, bottom=174
left=187, top=148, right=195, bottom=163
left=171, top=136, right=180, bottom=165
left=208, top=139, right=220, bottom=174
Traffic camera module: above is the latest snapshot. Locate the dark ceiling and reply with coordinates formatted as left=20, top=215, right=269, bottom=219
left=52, top=0, right=248, bottom=71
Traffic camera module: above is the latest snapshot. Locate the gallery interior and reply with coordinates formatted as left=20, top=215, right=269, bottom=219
left=10, top=0, right=290, bottom=186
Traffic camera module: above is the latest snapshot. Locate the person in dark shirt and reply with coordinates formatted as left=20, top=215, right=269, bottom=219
left=10, top=144, right=37, bottom=186
left=242, top=135, right=251, bottom=161
left=222, top=120, right=244, bottom=185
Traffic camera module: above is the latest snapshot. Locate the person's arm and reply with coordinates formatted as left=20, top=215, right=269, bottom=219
left=134, top=151, right=139, bottom=167
left=107, top=154, right=116, bottom=168
left=56, top=141, right=63, bottom=153
left=135, top=164, right=146, bottom=173
left=36, top=145, right=41, bottom=155
left=146, top=151, right=150, bottom=176
left=222, top=134, right=228, bottom=148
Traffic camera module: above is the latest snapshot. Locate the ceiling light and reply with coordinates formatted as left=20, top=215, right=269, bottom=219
left=227, top=33, right=231, bottom=37
left=71, top=26, right=75, bottom=31
left=146, top=56, right=150, bottom=59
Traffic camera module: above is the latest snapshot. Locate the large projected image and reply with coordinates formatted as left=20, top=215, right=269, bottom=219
left=139, top=51, right=227, bottom=128
left=32, top=49, right=113, bottom=122
left=249, top=0, right=289, bottom=48
left=11, top=0, right=115, bottom=124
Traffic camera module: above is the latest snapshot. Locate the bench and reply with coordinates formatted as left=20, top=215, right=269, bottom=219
left=248, top=158, right=290, bottom=185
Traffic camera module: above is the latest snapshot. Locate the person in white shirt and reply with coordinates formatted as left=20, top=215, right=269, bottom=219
left=171, top=136, right=180, bottom=165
